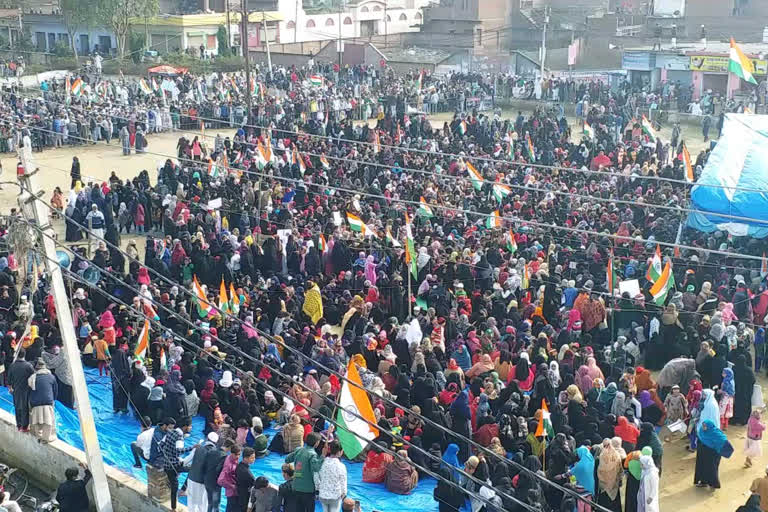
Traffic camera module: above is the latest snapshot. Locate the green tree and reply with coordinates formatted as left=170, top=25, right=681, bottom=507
left=216, top=25, right=229, bottom=56
left=60, top=0, right=97, bottom=61
left=96, top=0, right=158, bottom=60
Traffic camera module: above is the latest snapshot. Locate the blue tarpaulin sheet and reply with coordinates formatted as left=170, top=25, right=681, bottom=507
left=688, top=113, right=768, bottom=238
left=0, top=368, right=444, bottom=511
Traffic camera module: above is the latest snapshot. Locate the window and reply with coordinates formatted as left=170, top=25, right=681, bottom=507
left=399, top=13, right=407, bottom=20
left=361, top=5, right=369, bottom=11
left=343, top=16, right=353, bottom=24
left=306, top=19, right=316, bottom=28
left=372, top=5, right=381, bottom=11
left=207, top=34, right=216, bottom=49
left=325, top=17, right=335, bottom=26
left=286, top=20, right=295, bottom=28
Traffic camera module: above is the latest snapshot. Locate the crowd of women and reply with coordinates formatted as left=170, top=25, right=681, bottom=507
left=0, top=59, right=767, bottom=512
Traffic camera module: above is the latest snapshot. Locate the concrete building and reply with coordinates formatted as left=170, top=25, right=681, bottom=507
left=621, top=41, right=768, bottom=99
left=410, top=0, right=511, bottom=50
left=23, top=12, right=116, bottom=55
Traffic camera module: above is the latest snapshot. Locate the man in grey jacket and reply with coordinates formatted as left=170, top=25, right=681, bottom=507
left=186, top=432, right=219, bottom=512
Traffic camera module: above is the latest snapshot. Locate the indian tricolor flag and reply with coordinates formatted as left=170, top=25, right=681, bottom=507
left=486, top=210, right=501, bottom=229
left=139, top=79, right=152, bottom=95
left=292, top=144, right=306, bottom=173
left=193, top=275, right=214, bottom=318
left=373, top=131, right=381, bottom=153
left=607, top=254, right=619, bottom=293
left=493, top=183, right=511, bottom=203
left=583, top=122, right=595, bottom=139
left=309, top=75, right=324, bottom=86
left=507, top=229, right=517, bottom=254
left=318, top=234, right=329, bottom=253
left=641, top=115, right=656, bottom=142
left=466, top=161, right=483, bottom=190
left=335, top=359, right=379, bottom=458
left=534, top=399, right=555, bottom=439
left=730, top=38, right=758, bottom=85
left=229, top=282, right=240, bottom=314
left=650, top=261, right=675, bottom=306
left=250, top=76, right=257, bottom=95
left=526, top=133, right=535, bottom=161
left=134, top=320, right=150, bottom=359
left=320, top=154, right=330, bottom=169
left=682, top=143, right=694, bottom=183
left=256, top=142, right=271, bottom=169
left=458, top=120, right=468, bottom=135
left=347, top=213, right=376, bottom=237
left=71, top=77, right=83, bottom=96
left=418, top=197, right=434, bottom=218
left=646, top=244, right=662, bottom=284
left=386, top=227, right=401, bottom=247
left=405, top=212, right=418, bottom=279
left=218, top=278, right=230, bottom=314
left=159, top=348, right=167, bottom=370
left=143, top=301, right=159, bottom=321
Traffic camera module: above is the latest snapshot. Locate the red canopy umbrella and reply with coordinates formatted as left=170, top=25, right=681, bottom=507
left=147, top=65, right=188, bottom=76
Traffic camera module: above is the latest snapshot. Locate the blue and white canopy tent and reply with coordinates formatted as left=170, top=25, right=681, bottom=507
left=688, top=113, right=768, bottom=238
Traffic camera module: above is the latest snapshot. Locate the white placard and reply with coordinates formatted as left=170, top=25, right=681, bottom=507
left=618, top=279, right=640, bottom=297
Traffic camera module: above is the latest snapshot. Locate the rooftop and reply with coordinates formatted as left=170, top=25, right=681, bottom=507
left=625, top=41, right=768, bottom=56
left=381, top=46, right=453, bottom=64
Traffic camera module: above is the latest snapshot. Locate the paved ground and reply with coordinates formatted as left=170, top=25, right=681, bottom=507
left=0, top=113, right=747, bottom=512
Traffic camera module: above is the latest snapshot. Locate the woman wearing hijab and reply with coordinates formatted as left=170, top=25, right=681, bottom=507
left=509, top=353, right=534, bottom=392
left=433, top=467, right=465, bottom=512
left=163, top=369, right=188, bottom=421
left=611, top=391, right=630, bottom=418
left=598, top=382, right=618, bottom=415
left=636, top=422, right=664, bottom=475
left=637, top=455, right=660, bottom=512
left=694, top=419, right=732, bottom=488
left=597, top=438, right=624, bottom=512
left=732, top=354, right=756, bottom=425
left=449, top=389, right=472, bottom=463
left=638, top=391, right=663, bottom=426
left=615, top=416, right=640, bottom=453
left=571, top=446, right=596, bottom=498
left=441, top=443, right=461, bottom=480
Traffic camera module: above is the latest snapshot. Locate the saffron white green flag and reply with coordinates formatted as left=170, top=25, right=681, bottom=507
left=336, top=359, right=379, bottom=459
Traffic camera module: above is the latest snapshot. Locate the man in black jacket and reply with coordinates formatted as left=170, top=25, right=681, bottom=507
left=187, top=431, right=219, bottom=512
left=204, top=438, right=233, bottom=512
left=56, top=463, right=91, bottom=512
left=7, top=348, right=33, bottom=431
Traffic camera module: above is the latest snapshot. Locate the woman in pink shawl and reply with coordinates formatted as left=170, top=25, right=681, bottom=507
left=98, top=309, right=116, bottom=345
left=585, top=356, right=605, bottom=382
left=720, top=302, right=737, bottom=325
left=576, top=365, right=593, bottom=396
left=364, top=255, right=378, bottom=286
left=567, top=308, right=582, bottom=331
left=137, top=267, right=151, bottom=285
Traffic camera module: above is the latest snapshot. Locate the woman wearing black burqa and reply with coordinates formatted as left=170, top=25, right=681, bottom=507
left=732, top=354, right=756, bottom=425
left=110, top=343, right=132, bottom=413
left=449, top=389, right=472, bottom=463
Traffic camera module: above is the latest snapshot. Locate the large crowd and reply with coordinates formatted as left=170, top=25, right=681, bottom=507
left=0, top=61, right=767, bottom=512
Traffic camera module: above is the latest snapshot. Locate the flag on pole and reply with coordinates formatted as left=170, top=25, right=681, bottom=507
left=607, top=254, right=619, bottom=293
left=405, top=212, right=418, bottom=279
left=139, top=79, right=152, bottom=95
left=318, top=234, right=328, bottom=253
left=347, top=213, right=377, bottom=237
left=193, top=275, right=213, bottom=318
left=71, top=78, right=83, bottom=96
left=534, top=399, right=555, bottom=438
left=159, top=348, right=167, bottom=370
left=386, top=227, right=401, bottom=247
left=134, top=320, right=150, bottom=359
left=762, top=252, right=767, bottom=278
left=320, top=154, right=330, bottom=169
left=646, top=245, right=662, bottom=284
left=335, top=359, right=379, bottom=459
left=218, top=278, right=230, bottom=314
left=309, top=75, right=324, bottom=86
left=583, top=122, right=595, bottom=139
left=151, top=77, right=159, bottom=92
left=466, top=161, right=483, bottom=190
left=418, top=197, right=434, bottom=218
left=249, top=76, right=257, bottom=95
left=485, top=210, right=501, bottom=229
left=526, top=133, right=535, bottom=161
left=143, top=301, right=159, bottom=321
left=682, top=143, right=695, bottom=182
left=373, top=131, right=381, bottom=153
left=458, top=120, right=468, bottom=135
left=229, top=282, right=240, bottom=314
left=415, top=70, right=423, bottom=93
left=292, top=144, right=306, bottom=173
left=493, top=183, right=511, bottom=203
left=650, top=261, right=675, bottom=305
left=507, top=229, right=517, bottom=253
left=641, top=115, right=657, bottom=142
left=729, top=37, right=758, bottom=85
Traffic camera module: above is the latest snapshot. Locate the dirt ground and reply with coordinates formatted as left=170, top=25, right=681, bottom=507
left=0, top=113, right=740, bottom=512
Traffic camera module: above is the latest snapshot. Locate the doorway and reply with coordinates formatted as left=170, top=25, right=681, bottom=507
left=79, top=34, right=89, bottom=55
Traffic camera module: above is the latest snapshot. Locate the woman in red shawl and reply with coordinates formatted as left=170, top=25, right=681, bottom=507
left=614, top=416, right=640, bottom=451
left=170, top=241, right=186, bottom=267
left=200, top=379, right=216, bottom=404
left=686, top=379, right=704, bottom=406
